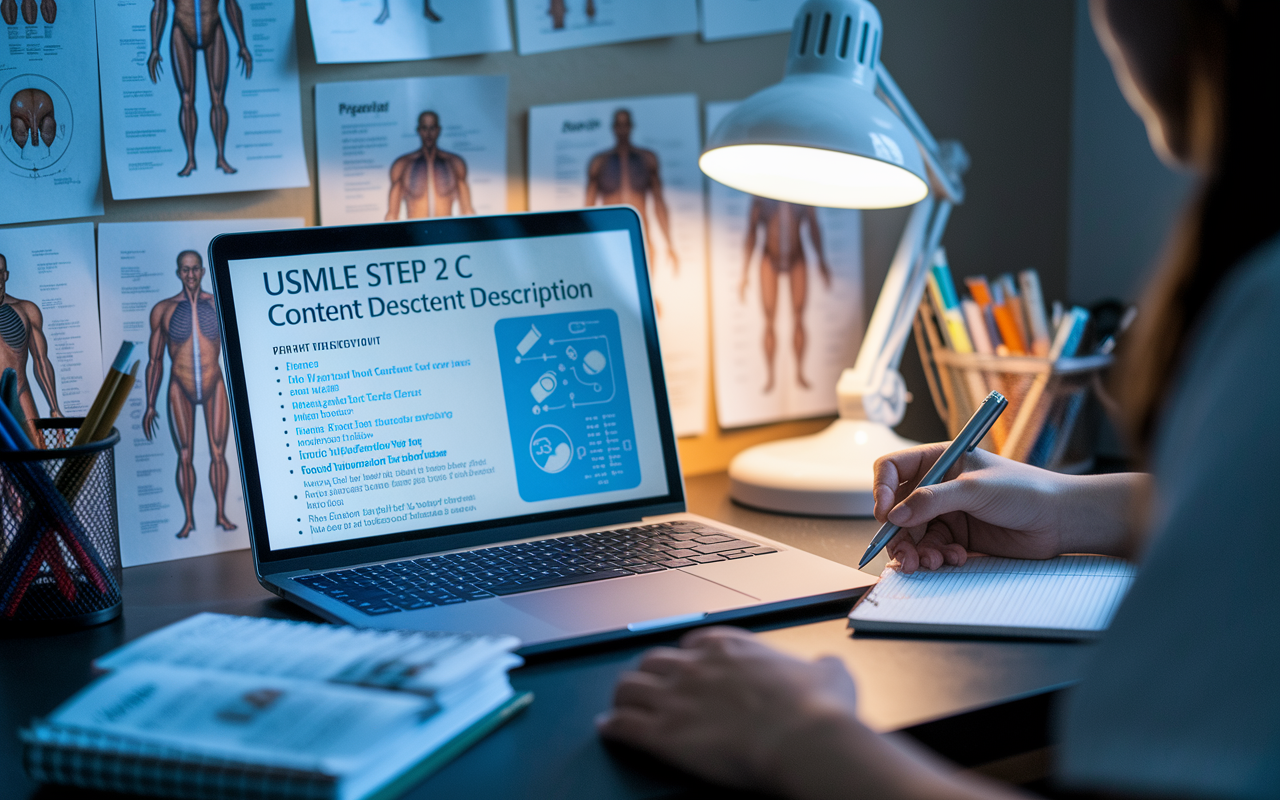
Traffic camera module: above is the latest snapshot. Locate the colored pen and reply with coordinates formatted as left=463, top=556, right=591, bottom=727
left=858, top=391, right=1009, bottom=569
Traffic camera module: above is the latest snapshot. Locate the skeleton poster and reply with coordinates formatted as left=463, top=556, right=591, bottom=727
left=528, top=94, right=707, bottom=437
left=306, top=0, right=511, bottom=64
left=700, top=0, right=803, bottom=41
left=94, top=0, right=309, bottom=200
left=512, top=0, right=697, bottom=55
left=0, top=223, right=103, bottom=429
left=315, top=75, right=507, bottom=226
left=706, top=102, right=863, bottom=429
left=97, top=218, right=302, bottom=567
left=0, top=1, right=103, bottom=224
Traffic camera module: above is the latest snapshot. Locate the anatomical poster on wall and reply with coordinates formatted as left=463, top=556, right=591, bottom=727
left=512, top=0, right=697, bottom=55
left=94, top=0, right=309, bottom=200
left=97, top=218, right=303, bottom=567
left=529, top=93, right=707, bottom=437
left=700, top=0, right=803, bottom=42
left=306, top=0, right=511, bottom=64
left=316, top=75, right=507, bottom=226
left=0, top=223, right=103, bottom=426
left=0, top=1, right=103, bottom=224
left=706, top=102, right=863, bottom=429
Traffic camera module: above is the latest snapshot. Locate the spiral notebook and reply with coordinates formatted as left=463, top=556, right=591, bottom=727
left=848, top=556, right=1137, bottom=640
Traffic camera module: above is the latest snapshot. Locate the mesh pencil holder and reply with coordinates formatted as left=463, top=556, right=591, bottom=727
left=914, top=305, right=1112, bottom=472
left=0, top=418, right=121, bottom=633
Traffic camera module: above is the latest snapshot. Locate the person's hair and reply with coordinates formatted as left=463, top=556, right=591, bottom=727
left=1117, top=0, right=1280, bottom=460
left=176, top=250, right=202, bottom=268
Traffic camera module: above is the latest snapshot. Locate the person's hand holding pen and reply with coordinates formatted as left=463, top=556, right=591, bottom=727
left=874, top=444, right=1148, bottom=573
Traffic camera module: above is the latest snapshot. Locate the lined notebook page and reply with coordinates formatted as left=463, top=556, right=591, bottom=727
left=849, top=556, right=1137, bottom=635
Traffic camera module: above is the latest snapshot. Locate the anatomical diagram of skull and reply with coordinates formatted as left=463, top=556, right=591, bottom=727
left=10, top=89, right=56, bottom=152
left=1, top=0, right=56, bottom=25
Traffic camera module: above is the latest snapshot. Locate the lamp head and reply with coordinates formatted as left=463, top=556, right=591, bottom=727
left=700, top=0, right=928, bottom=209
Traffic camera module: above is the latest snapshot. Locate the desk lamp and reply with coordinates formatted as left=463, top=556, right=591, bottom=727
left=702, top=0, right=968, bottom=516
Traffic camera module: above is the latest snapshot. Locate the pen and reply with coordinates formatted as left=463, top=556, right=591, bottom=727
left=858, top=391, right=1009, bottom=569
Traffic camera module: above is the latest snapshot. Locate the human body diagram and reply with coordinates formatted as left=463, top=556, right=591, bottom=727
left=1, top=0, right=54, bottom=25
left=548, top=0, right=594, bottom=29
left=386, top=111, right=475, bottom=220
left=8, top=88, right=56, bottom=153
left=0, top=254, right=60, bottom=438
left=143, top=251, right=237, bottom=539
left=375, top=0, right=440, bottom=26
left=147, top=0, right=253, bottom=177
left=741, top=197, right=831, bottom=392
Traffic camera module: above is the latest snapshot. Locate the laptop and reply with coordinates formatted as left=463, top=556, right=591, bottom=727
left=208, top=207, right=876, bottom=653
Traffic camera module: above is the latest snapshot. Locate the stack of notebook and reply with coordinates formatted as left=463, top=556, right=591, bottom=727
left=21, top=613, right=530, bottom=800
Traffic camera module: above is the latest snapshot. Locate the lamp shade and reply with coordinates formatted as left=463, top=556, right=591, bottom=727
left=701, top=0, right=927, bottom=210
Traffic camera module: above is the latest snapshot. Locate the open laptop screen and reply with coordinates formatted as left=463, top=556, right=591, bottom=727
left=210, top=209, right=682, bottom=566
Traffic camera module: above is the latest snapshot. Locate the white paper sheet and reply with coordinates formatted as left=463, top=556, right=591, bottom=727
left=706, top=102, right=862, bottom=429
left=97, top=218, right=303, bottom=567
left=316, top=75, right=507, bottom=226
left=94, top=0, right=309, bottom=200
left=529, top=93, right=708, bottom=436
left=0, top=223, right=103, bottom=425
left=700, top=0, right=803, bottom=41
left=0, top=4, right=104, bottom=223
left=512, top=0, right=697, bottom=55
left=305, top=0, right=511, bottom=64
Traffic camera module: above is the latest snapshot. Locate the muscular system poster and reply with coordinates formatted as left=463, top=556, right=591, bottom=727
left=512, top=0, right=697, bottom=55
left=528, top=93, right=707, bottom=437
left=306, top=0, right=511, bottom=64
left=706, top=102, right=863, bottom=429
left=0, top=223, right=103, bottom=427
left=315, top=75, right=506, bottom=226
left=94, top=0, right=309, bottom=200
left=0, top=0, right=103, bottom=223
left=97, top=218, right=303, bottom=567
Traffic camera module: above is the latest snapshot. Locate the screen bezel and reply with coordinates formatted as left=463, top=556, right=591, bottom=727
left=208, top=208, right=685, bottom=574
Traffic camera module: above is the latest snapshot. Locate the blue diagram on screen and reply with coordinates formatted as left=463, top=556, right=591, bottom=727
left=495, top=309, right=641, bottom=502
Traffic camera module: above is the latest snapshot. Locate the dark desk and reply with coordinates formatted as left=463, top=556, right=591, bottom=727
left=2, top=473, right=1089, bottom=798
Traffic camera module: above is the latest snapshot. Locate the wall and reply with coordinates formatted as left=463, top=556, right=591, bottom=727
left=4, top=0, right=1081, bottom=473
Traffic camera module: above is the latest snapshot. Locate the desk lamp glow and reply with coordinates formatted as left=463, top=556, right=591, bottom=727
left=703, top=0, right=969, bottom=516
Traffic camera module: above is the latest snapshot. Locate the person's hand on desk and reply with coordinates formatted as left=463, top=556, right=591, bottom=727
left=874, top=444, right=1148, bottom=573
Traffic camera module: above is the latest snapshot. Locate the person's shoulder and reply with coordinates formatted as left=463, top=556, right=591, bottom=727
left=635, top=147, right=660, bottom=166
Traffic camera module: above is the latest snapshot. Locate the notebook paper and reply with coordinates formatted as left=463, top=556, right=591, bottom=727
left=848, top=556, right=1137, bottom=639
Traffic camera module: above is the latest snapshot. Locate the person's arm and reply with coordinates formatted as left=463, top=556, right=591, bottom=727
left=645, top=151, right=679, bottom=270
left=142, top=303, right=167, bottom=441
left=23, top=302, right=59, bottom=417
left=451, top=155, right=475, bottom=215
left=385, top=157, right=406, bottom=221
left=147, top=0, right=166, bottom=82
left=742, top=198, right=761, bottom=301
left=225, top=0, right=253, bottom=78
left=803, top=206, right=832, bottom=289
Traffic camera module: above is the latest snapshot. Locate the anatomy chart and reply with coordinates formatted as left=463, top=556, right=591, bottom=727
left=700, top=0, right=803, bottom=42
left=512, top=0, right=697, bottom=55
left=94, top=0, right=309, bottom=200
left=316, top=75, right=507, bottom=226
left=0, top=2, right=103, bottom=223
left=306, top=0, right=511, bottom=64
left=707, top=102, right=863, bottom=429
left=0, top=223, right=103, bottom=424
left=97, top=218, right=303, bottom=567
left=528, top=93, right=707, bottom=437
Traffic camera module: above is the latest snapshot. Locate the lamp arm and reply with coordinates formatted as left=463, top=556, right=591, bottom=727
left=836, top=65, right=967, bottom=427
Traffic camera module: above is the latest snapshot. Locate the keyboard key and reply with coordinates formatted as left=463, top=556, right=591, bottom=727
left=628, top=564, right=667, bottom=573
left=693, top=540, right=756, bottom=555
left=689, top=554, right=727, bottom=563
left=665, top=549, right=697, bottom=558
left=744, top=547, right=778, bottom=555
left=485, top=569, right=633, bottom=596
left=695, top=534, right=733, bottom=544
left=723, top=551, right=754, bottom=559
left=657, top=558, right=696, bottom=568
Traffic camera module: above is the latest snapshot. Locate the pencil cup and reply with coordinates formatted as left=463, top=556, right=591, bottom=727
left=0, top=418, right=122, bottom=632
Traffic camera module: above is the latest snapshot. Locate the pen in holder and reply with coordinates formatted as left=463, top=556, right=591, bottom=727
left=0, top=418, right=122, bottom=632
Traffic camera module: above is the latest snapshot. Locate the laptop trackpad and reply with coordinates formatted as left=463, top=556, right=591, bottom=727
left=503, top=571, right=755, bottom=634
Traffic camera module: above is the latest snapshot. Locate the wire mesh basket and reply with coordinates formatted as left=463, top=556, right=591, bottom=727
left=0, top=418, right=121, bottom=632
left=914, top=305, right=1112, bottom=472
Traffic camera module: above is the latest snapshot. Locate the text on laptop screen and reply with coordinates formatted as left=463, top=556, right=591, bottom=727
left=227, top=230, right=670, bottom=552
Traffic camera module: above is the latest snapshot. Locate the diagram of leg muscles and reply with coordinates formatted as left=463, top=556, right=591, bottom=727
left=306, top=0, right=511, bottom=64
left=495, top=310, right=641, bottom=502
left=707, top=102, right=864, bottom=429
left=529, top=94, right=708, bottom=436
left=316, top=75, right=507, bottom=225
left=0, top=224, right=103, bottom=437
left=97, top=218, right=303, bottom=567
left=512, top=0, right=696, bottom=55
left=0, top=4, right=102, bottom=224
left=94, top=0, right=308, bottom=199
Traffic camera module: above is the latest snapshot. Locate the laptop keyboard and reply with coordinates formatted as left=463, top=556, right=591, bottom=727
left=293, top=521, right=778, bottom=616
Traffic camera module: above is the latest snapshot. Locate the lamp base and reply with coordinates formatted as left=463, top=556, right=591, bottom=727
left=727, top=419, right=918, bottom=517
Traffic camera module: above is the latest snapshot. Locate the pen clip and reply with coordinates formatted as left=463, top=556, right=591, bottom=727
left=966, top=394, right=1006, bottom=452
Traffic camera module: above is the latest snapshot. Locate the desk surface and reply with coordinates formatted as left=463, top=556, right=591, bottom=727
left=1, top=473, right=1088, bottom=798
